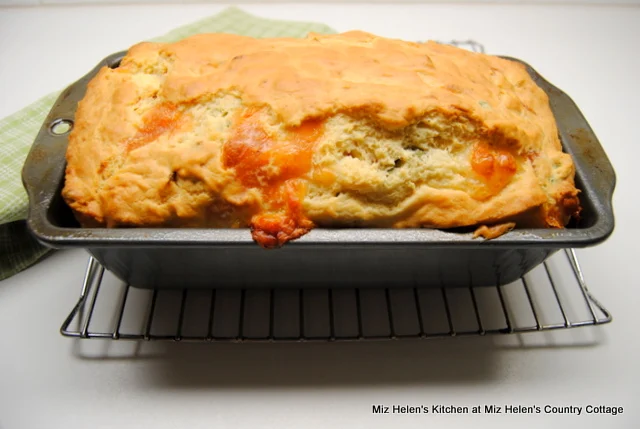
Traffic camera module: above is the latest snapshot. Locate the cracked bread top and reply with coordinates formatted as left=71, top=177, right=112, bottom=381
left=62, top=31, right=579, bottom=247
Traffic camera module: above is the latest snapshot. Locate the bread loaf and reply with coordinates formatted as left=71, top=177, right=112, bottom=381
left=62, top=31, right=580, bottom=247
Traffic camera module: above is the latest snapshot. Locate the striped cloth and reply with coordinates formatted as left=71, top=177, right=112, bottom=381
left=0, top=7, right=335, bottom=281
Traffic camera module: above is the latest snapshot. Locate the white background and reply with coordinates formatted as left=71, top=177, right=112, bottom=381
left=1, top=2, right=639, bottom=429
left=2, top=0, right=640, bottom=7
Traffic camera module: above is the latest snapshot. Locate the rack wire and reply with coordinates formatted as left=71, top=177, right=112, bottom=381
left=61, top=249, right=611, bottom=342
left=442, top=40, right=486, bottom=53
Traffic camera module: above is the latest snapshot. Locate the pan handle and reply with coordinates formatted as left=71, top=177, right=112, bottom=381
left=21, top=52, right=126, bottom=239
left=502, top=56, right=616, bottom=242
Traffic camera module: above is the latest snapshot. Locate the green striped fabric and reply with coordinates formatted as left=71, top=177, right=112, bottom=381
left=0, top=7, right=335, bottom=281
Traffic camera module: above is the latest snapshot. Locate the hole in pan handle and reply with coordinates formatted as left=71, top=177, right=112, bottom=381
left=49, top=119, right=73, bottom=136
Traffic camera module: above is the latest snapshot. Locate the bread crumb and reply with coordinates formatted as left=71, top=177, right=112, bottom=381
left=473, top=222, right=516, bottom=240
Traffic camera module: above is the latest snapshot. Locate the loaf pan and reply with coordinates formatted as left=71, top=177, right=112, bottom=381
left=22, top=51, right=616, bottom=288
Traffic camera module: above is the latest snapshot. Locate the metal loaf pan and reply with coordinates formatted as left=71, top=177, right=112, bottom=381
left=22, top=52, right=616, bottom=289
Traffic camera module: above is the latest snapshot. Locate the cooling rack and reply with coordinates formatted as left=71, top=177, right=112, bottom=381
left=60, top=249, right=611, bottom=342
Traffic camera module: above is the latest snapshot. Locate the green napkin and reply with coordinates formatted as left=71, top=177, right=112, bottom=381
left=0, top=7, right=335, bottom=281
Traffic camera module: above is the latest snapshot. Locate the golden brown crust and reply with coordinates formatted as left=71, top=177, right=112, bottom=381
left=62, top=31, right=580, bottom=245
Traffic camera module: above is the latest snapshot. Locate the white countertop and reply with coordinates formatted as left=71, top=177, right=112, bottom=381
left=1, top=2, right=639, bottom=429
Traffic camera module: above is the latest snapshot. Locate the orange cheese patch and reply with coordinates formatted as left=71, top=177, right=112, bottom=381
left=127, top=102, right=183, bottom=152
left=223, top=109, right=324, bottom=248
left=470, top=141, right=517, bottom=200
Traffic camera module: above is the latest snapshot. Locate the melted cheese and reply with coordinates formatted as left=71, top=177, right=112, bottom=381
left=128, top=103, right=183, bottom=152
left=470, top=141, right=517, bottom=200
left=223, top=109, right=324, bottom=248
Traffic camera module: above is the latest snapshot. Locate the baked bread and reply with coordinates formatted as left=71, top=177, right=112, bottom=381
left=62, top=31, right=580, bottom=247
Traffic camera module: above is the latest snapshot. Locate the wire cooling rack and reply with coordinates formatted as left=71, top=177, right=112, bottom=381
left=61, top=249, right=611, bottom=342
left=441, top=39, right=485, bottom=53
